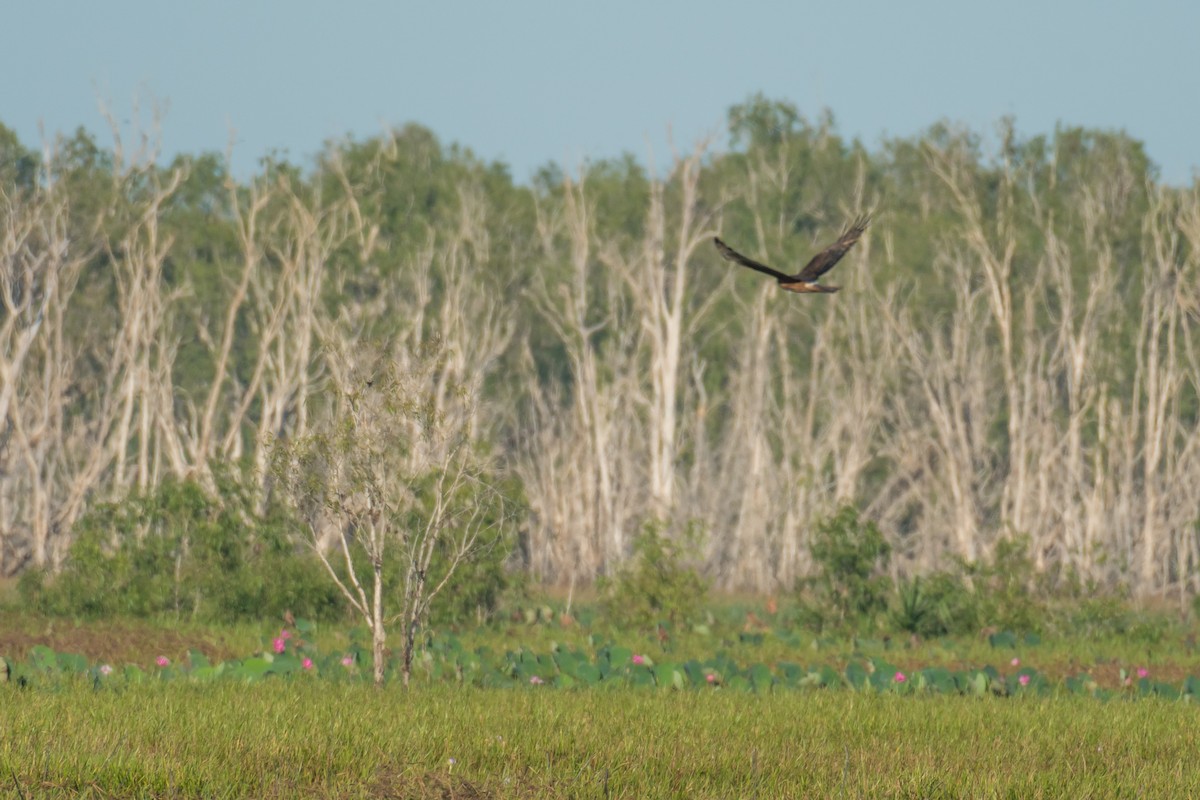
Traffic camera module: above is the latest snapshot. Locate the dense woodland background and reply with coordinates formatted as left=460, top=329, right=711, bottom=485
left=3, top=96, right=1199, bottom=600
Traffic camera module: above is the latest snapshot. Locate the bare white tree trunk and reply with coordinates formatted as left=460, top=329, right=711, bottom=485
left=928, top=147, right=1030, bottom=540
left=602, top=142, right=719, bottom=518
left=0, top=170, right=90, bottom=568
left=524, top=170, right=638, bottom=579
left=1133, top=190, right=1187, bottom=590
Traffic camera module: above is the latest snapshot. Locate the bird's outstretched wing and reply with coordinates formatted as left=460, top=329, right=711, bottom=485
left=795, top=214, right=871, bottom=283
left=713, top=237, right=793, bottom=282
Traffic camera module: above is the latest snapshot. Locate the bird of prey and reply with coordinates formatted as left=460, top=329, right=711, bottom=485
left=713, top=215, right=871, bottom=294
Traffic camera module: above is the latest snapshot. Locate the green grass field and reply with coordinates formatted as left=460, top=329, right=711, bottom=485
left=4, top=682, right=1199, bottom=798
left=3, top=599, right=1200, bottom=798
left=7, top=606, right=1200, bottom=800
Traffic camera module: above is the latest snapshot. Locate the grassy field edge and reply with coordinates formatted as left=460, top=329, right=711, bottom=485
left=3, top=682, right=1199, bottom=798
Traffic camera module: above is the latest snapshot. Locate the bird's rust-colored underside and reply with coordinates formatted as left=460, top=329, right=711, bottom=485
left=713, top=214, right=870, bottom=294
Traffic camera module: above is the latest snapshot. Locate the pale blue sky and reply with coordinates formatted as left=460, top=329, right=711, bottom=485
left=4, top=0, right=1197, bottom=183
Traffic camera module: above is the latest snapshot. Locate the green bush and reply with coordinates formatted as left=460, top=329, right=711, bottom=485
left=886, top=537, right=1043, bottom=637
left=891, top=572, right=982, bottom=637
left=599, top=520, right=709, bottom=631
left=885, top=536, right=1130, bottom=638
left=424, top=474, right=528, bottom=626
left=797, top=504, right=891, bottom=631
left=1051, top=594, right=1172, bottom=644
left=964, top=535, right=1043, bottom=633
left=19, top=467, right=344, bottom=623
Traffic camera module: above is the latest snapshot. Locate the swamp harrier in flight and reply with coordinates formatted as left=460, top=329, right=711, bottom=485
left=713, top=215, right=871, bottom=294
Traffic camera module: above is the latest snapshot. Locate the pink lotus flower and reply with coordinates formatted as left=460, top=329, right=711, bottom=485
left=155, top=656, right=169, bottom=668
left=280, top=629, right=292, bottom=640
left=302, top=657, right=314, bottom=671
left=1011, top=657, right=1020, bottom=667
left=1018, top=674, right=1031, bottom=686
left=529, top=675, right=544, bottom=685
left=99, top=664, right=113, bottom=676
left=894, top=671, right=907, bottom=683
left=706, top=673, right=717, bottom=684
left=1137, top=667, right=1149, bottom=679
left=632, top=654, right=645, bottom=666
left=273, top=637, right=286, bottom=654
left=341, top=655, right=354, bottom=667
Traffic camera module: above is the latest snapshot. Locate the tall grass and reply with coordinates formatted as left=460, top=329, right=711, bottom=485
left=3, top=682, right=1197, bottom=798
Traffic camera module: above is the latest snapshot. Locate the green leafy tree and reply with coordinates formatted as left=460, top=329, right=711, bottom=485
left=0, top=122, right=38, bottom=191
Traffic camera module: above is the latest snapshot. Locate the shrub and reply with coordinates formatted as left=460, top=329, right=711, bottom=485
left=796, top=504, right=891, bottom=631
left=892, top=542, right=1181, bottom=640
left=963, top=535, right=1043, bottom=633
left=423, top=473, right=528, bottom=626
left=599, top=520, right=709, bottom=631
left=1052, top=594, right=1172, bottom=644
left=891, top=572, right=981, bottom=637
left=888, top=536, right=1064, bottom=637
left=19, top=467, right=343, bottom=623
